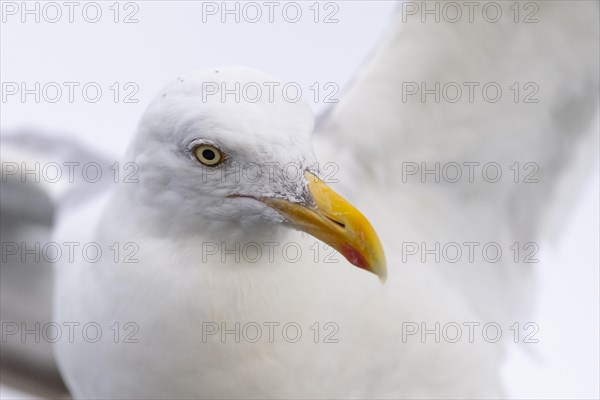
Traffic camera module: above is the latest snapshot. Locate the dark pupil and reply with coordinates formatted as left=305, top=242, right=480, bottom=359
left=202, top=149, right=216, bottom=161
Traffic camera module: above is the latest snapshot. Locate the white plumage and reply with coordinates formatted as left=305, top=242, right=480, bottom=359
left=315, top=0, right=599, bottom=324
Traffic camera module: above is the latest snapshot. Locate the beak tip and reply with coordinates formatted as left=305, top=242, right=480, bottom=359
left=378, top=269, right=387, bottom=284
left=374, top=262, right=387, bottom=284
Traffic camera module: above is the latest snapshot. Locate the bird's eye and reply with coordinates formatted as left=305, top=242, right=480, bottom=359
left=194, top=145, right=223, bottom=166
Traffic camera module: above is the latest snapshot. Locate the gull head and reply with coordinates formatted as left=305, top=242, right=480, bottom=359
left=126, top=67, right=386, bottom=281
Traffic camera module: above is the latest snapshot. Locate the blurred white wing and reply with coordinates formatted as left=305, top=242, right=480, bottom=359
left=0, top=131, right=113, bottom=396
left=315, top=1, right=599, bottom=323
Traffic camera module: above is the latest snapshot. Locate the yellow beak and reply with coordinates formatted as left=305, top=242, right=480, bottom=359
left=260, top=171, right=387, bottom=282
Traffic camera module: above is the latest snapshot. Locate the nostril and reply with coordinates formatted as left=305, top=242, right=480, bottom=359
left=325, top=215, right=346, bottom=229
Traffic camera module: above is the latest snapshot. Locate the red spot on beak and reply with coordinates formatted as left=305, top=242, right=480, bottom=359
left=340, top=244, right=369, bottom=271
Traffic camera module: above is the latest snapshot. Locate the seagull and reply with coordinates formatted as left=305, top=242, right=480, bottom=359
left=1, top=2, right=597, bottom=398
left=52, top=67, right=503, bottom=399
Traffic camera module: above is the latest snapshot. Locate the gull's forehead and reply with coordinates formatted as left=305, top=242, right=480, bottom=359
left=143, top=67, right=315, bottom=149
